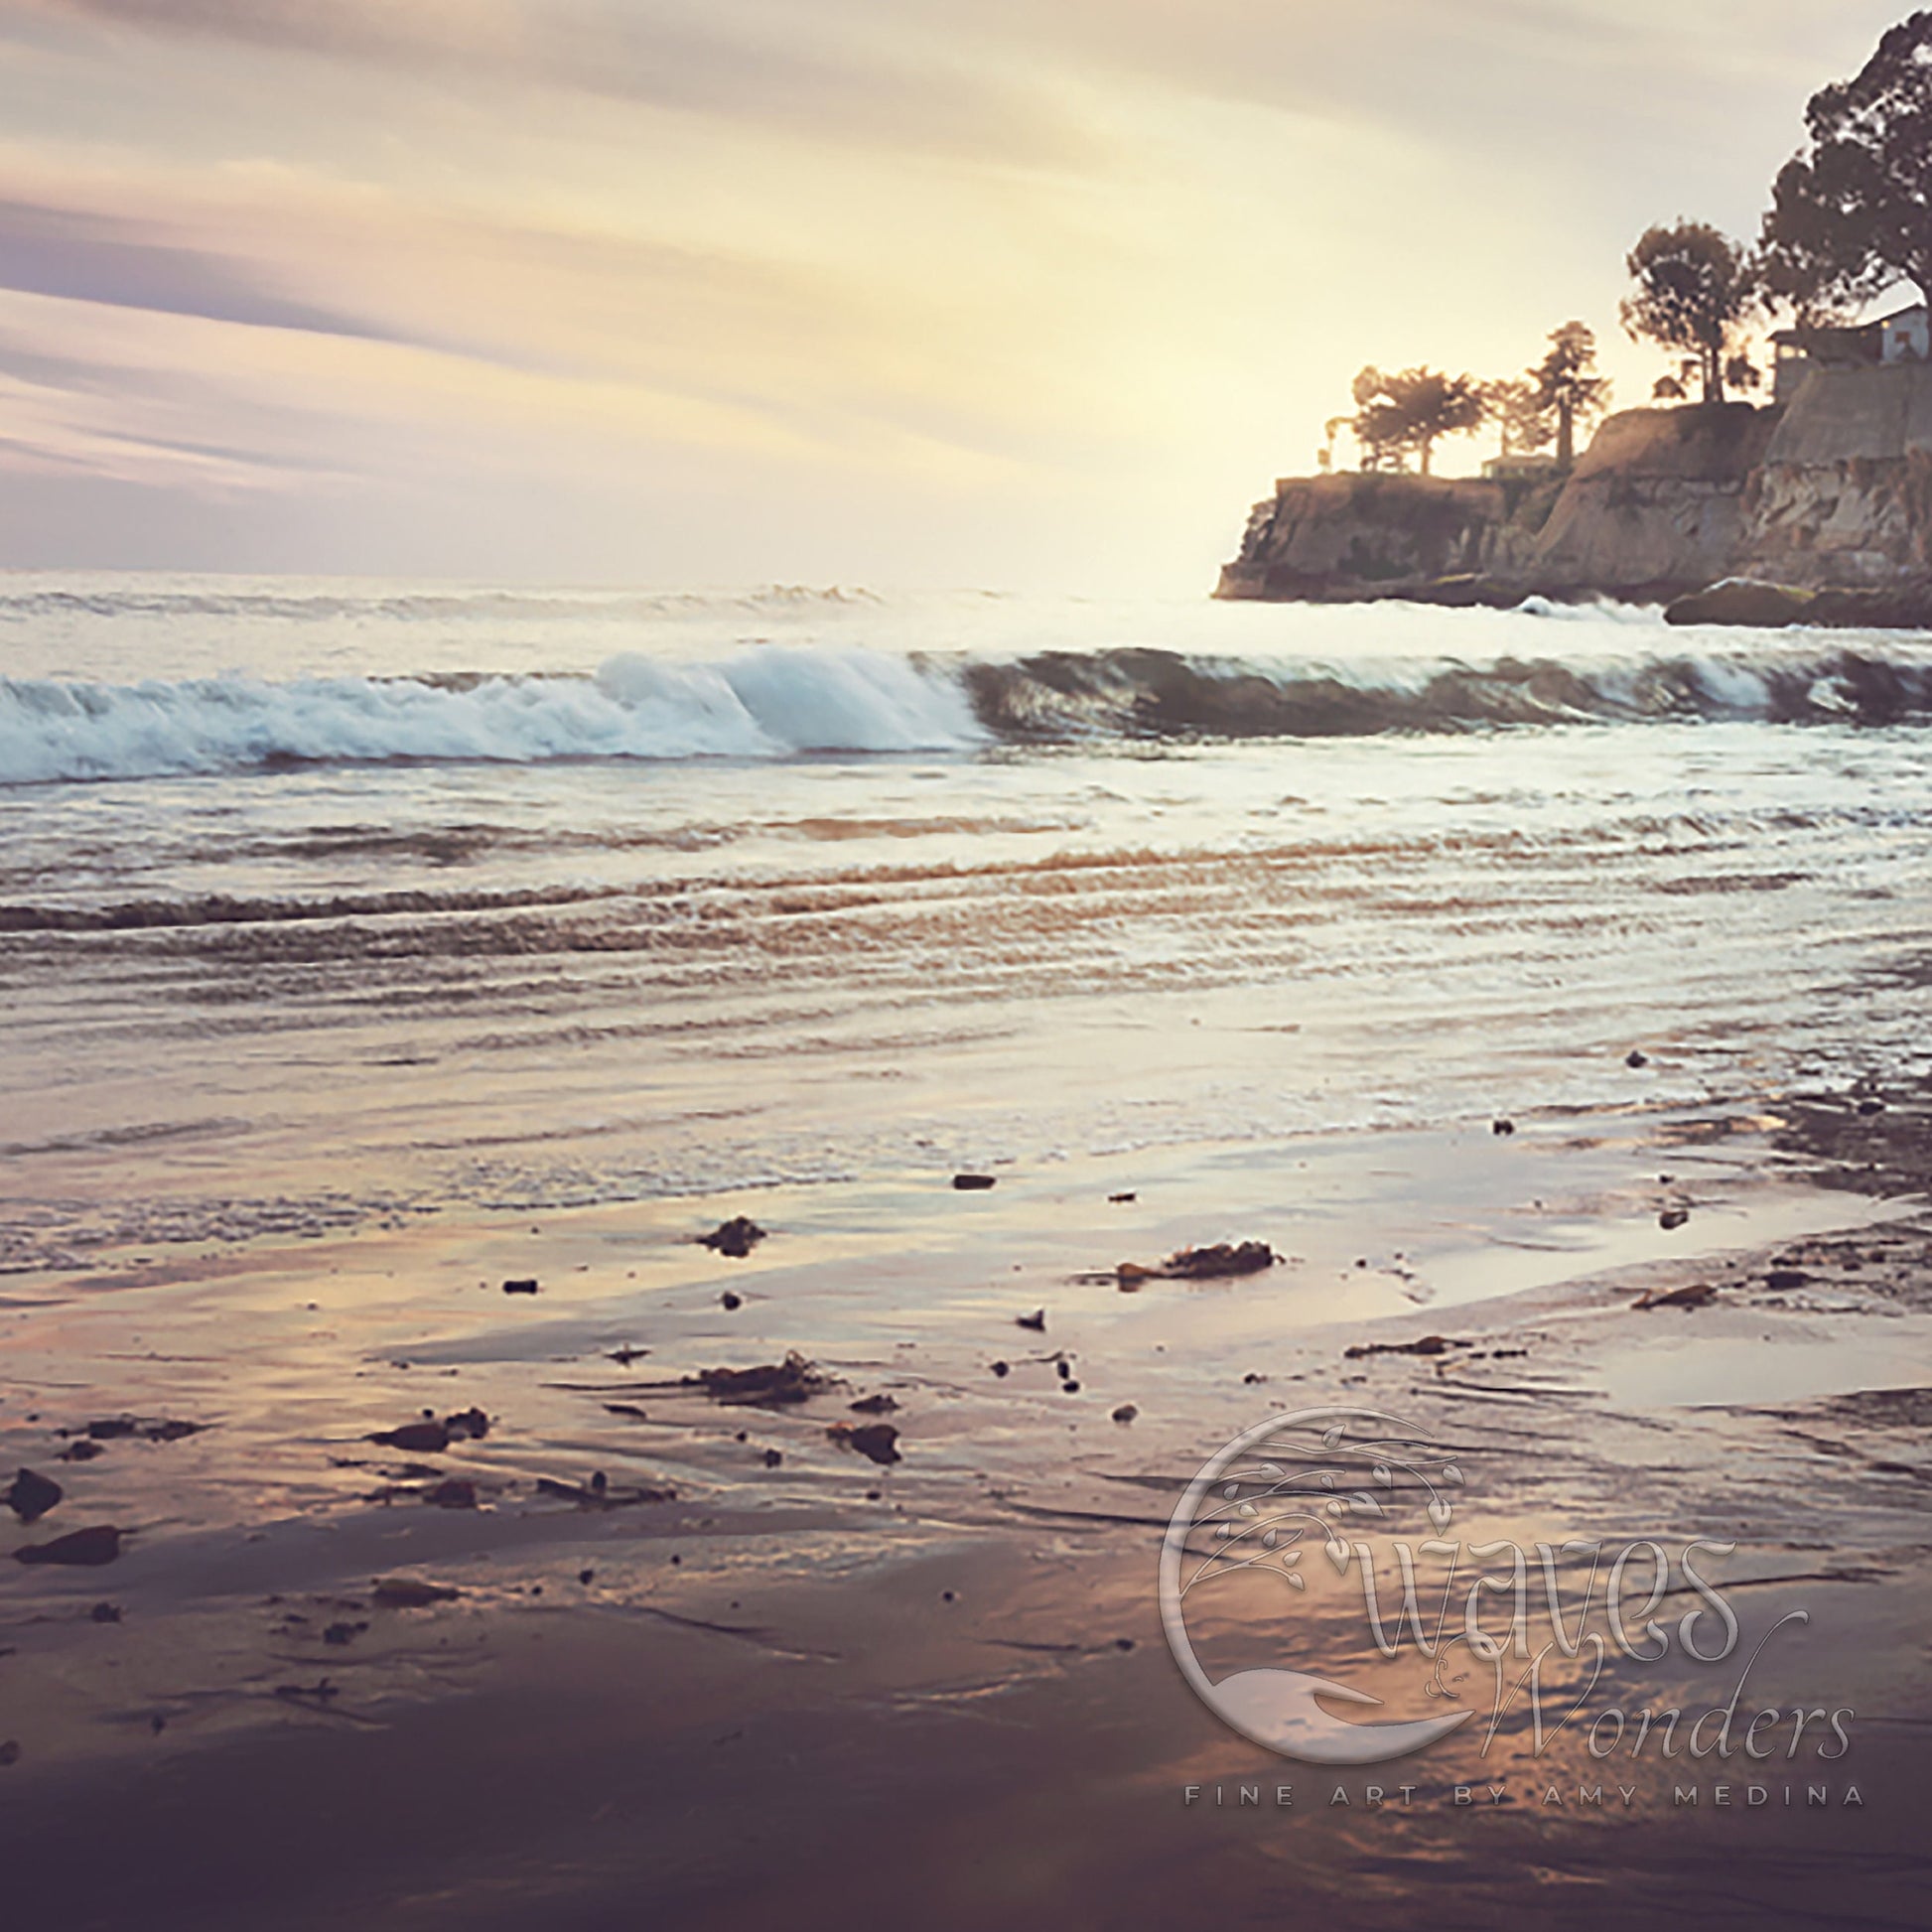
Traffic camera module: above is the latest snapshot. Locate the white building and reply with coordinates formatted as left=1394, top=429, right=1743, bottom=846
left=1876, top=302, right=1929, bottom=363
left=1772, top=300, right=1929, bottom=401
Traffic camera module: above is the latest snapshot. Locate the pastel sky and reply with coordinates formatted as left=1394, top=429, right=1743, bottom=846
left=0, top=2, right=1913, bottom=589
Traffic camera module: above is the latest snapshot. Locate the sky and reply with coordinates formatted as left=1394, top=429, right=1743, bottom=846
left=0, top=1, right=1915, bottom=592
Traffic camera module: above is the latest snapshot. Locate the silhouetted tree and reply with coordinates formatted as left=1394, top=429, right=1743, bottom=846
left=1530, top=322, right=1612, bottom=467
left=1760, top=12, right=1932, bottom=321
left=1478, top=377, right=1551, bottom=460
left=1350, top=366, right=1486, bottom=475
left=1620, top=222, right=1761, bottom=404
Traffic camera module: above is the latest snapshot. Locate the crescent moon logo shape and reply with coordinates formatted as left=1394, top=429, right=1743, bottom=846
left=1160, top=1406, right=1474, bottom=1764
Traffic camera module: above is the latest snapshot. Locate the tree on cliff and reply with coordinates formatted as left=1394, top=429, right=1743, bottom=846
left=1350, top=366, right=1486, bottom=475
left=1759, top=12, right=1932, bottom=321
left=1530, top=322, right=1611, bottom=467
left=1478, top=377, right=1550, bottom=460
left=1619, top=222, right=1762, bottom=404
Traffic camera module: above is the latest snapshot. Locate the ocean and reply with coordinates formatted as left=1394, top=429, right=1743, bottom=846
left=4, top=576, right=1931, bottom=1276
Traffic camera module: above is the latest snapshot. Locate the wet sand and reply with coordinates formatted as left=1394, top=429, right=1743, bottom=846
left=2, top=1088, right=1930, bottom=1928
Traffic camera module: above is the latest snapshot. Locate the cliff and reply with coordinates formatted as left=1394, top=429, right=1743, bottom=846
left=1215, top=471, right=1552, bottom=602
left=1736, top=364, right=1932, bottom=585
left=1526, top=403, right=1778, bottom=599
left=1215, top=366, right=1932, bottom=622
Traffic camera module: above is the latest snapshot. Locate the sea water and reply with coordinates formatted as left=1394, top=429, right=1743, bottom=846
left=2, top=578, right=1929, bottom=1272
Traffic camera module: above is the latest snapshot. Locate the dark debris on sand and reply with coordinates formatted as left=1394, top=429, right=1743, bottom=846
left=1117, top=1240, right=1275, bottom=1286
left=1634, top=1283, right=1719, bottom=1311
left=698, top=1216, right=767, bottom=1258
left=1342, top=1334, right=1471, bottom=1360
left=371, top=1578, right=460, bottom=1608
left=828, top=1422, right=901, bottom=1465
left=684, top=1351, right=832, bottom=1407
left=366, top=1407, right=490, bottom=1454
left=59, top=1417, right=210, bottom=1446
left=4, top=1468, right=62, bottom=1525
left=14, top=1525, right=123, bottom=1567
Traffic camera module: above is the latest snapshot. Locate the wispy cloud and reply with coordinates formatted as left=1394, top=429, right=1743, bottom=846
left=0, top=195, right=427, bottom=343
left=5, top=0, right=1093, bottom=166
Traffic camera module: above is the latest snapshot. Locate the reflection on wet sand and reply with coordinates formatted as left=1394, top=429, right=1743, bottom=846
left=2, top=1093, right=1929, bottom=1927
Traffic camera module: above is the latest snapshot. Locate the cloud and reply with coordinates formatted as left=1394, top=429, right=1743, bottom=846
left=5, top=0, right=1093, bottom=166
left=0, top=196, right=433, bottom=344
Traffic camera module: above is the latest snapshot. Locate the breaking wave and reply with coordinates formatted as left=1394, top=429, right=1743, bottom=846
left=963, top=641, right=1932, bottom=739
left=5, top=631, right=1932, bottom=784
left=0, top=646, right=984, bottom=784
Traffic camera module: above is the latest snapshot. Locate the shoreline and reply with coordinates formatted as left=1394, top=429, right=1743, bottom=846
left=3, top=1086, right=1929, bottom=1925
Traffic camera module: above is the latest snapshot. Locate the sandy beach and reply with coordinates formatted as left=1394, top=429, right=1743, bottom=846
left=5, top=1064, right=1930, bottom=1928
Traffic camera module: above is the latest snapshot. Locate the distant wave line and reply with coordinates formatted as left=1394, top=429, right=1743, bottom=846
left=3, top=634, right=1931, bottom=784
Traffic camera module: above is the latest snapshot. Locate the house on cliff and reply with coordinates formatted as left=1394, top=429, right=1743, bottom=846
left=1772, top=301, right=1928, bottom=402
left=1480, top=452, right=1561, bottom=483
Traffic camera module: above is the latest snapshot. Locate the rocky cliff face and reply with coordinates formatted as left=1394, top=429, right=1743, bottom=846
left=1219, top=376, right=1932, bottom=616
left=1215, top=473, right=1543, bottom=601
left=1737, top=364, right=1932, bottom=585
left=1524, top=403, right=1778, bottom=598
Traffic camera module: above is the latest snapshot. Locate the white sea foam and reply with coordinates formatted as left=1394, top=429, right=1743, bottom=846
left=0, top=646, right=986, bottom=784
left=4, top=601, right=1932, bottom=784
